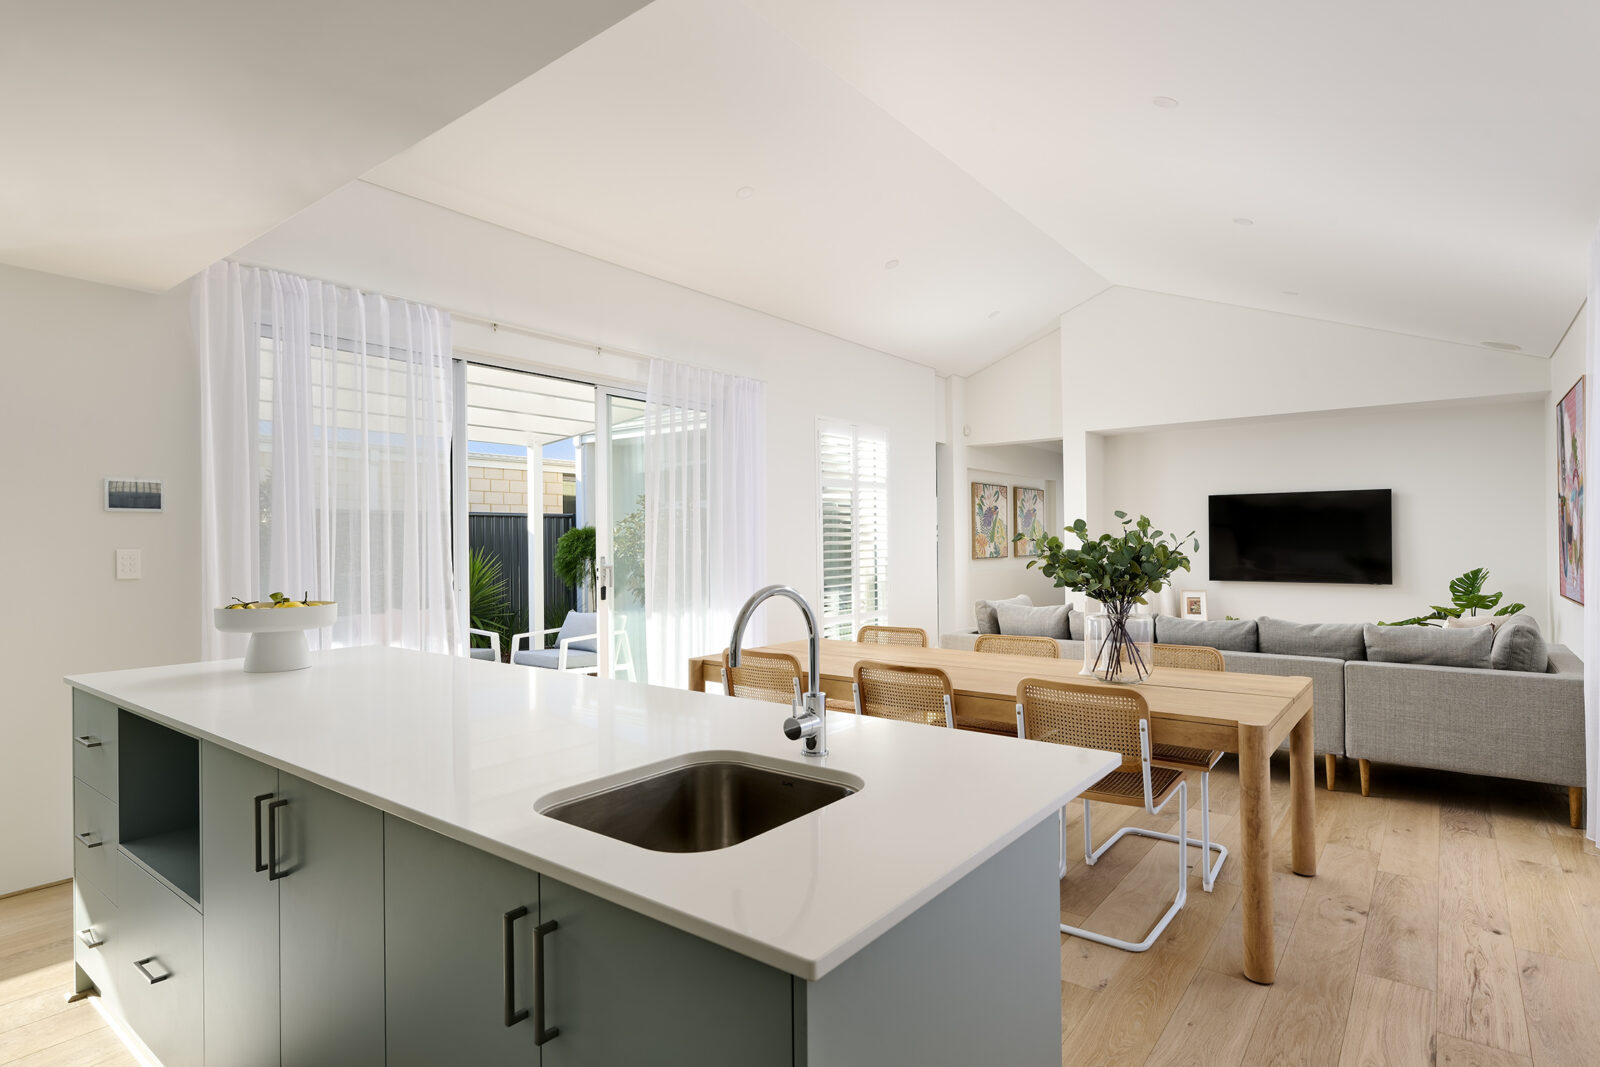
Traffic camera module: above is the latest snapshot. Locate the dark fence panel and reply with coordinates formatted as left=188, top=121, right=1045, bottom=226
left=469, top=513, right=577, bottom=636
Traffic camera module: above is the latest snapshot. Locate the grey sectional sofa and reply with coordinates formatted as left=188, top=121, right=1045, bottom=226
left=942, top=609, right=1585, bottom=825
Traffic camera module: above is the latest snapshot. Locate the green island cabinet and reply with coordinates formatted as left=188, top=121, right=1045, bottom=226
left=71, top=691, right=1062, bottom=1066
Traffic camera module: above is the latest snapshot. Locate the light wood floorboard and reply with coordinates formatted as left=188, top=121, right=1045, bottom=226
left=1059, top=755, right=1598, bottom=1066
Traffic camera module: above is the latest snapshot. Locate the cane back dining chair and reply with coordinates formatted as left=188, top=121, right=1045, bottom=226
left=853, top=661, right=954, bottom=728
left=1016, top=677, right=1188, bottom=952
left=1146, top=643, right=1229, bottom=891
left=721, top=649, right=853, bottom=714
left=856, top=624, right=929, bottom=648
left=973, top=633, right=1060, bottom=658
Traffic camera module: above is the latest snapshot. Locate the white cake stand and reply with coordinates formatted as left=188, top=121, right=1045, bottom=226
left=213, top=604, right=337, bottom=673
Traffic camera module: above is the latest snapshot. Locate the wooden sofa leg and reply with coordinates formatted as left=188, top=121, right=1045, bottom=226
left=1358, top=759, right=1371, bottom=798
left=1324, top=753, right=1336, bottom=790
left=1571, top=787, right=1584, bottom=830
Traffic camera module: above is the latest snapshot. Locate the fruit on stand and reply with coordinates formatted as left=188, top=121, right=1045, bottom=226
left=225, top=591, right=334, bottom=610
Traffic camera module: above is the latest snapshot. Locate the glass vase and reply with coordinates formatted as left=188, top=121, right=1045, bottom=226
left=1079, top=610, right=1154, bottom=684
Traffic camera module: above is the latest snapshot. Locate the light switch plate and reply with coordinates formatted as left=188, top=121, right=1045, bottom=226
left=115, top=548, right=141, bottom=580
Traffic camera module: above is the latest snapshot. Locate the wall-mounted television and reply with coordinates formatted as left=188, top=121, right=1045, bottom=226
left=1209, top=489, right=1392, bottom=585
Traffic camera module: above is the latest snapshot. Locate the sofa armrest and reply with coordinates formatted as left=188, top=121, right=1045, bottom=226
left=1344, top=660, right=1584, bottom=787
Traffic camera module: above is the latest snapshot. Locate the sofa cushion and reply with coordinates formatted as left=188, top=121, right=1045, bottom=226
left=996, top=601, right=1070, bottom=639
left=1362, top=623, right=1492, bottom=668
left=1256, top=617, right=1366, bottom=661
left=1154, top=614, right=1259, bottom=652
left=975, top=594, right=1031, bottom=635
left=1068, top=608, right=1085, bottom=641
left=1490, top=614, right=1548, bottom=672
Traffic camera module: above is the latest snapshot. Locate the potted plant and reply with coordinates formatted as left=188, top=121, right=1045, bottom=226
left=554, top=525, right=598, bottom=605
left=1026, top=513, right=1196, bottom=683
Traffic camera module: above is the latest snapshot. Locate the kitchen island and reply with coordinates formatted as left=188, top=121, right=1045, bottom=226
left=66, top=646, right=1117, bottom=1066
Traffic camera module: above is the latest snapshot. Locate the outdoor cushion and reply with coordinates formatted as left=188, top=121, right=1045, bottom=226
left=512, top=648, right=599, bottom=670
left=468, top=646, right=498, bottom=661
left=1154, top=615, right=1260, bottom=652
left=1490, top=613, right=1548, bottom=672
left=996, top=601, right=1070, bottom=639
left=1256, top=617, right=1366, bottom=661
left=558, top=612, right=599, bottom=652
left=1362, top=623, right=1492, bottom=669
left=975, top=595, right=1031, bottom=635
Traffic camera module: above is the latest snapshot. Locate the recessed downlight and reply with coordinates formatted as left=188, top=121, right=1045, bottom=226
left=736, top=186, right=754, bottom=200
left=1153, top=96, right=1180, bottom=109
left=988, top=310, right=1000, bottom=319
left=1233, top=217, right=1254, bottom=226
left=1282, top=290, right=1300, bottom=297
left=1480, top=340, right=1522, bottom=352
left=884, top=259, right=900, bottom=271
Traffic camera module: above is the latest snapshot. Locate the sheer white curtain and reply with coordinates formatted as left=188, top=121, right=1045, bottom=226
left=1586, top=235, right=1598, bottom=845
left=196, top=261, right=458, bottom=659
left=643, top=360, right=766, bottom=687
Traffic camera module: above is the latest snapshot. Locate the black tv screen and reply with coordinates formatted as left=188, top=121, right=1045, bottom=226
left=1209, top=490, right=1392, bottom=584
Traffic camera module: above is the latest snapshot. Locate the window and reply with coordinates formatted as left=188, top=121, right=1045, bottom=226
left=818, top=420, right=888, bottom=640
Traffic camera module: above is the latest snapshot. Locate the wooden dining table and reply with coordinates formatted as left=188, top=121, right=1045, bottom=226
left=687, top=639, right=1317, bottom=985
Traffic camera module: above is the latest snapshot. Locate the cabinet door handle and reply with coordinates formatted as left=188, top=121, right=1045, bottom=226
left=78, top=927, right=104, bottom=949
left=253, top=793, right=275, bottom=873
left=75, top=830, right=103, bottom=849
left=267, top=799, right=288, bottom=880
left=133, top=956, right=171, bottom=984
left=503, top=905, right=529, bottom=1027
left=74, top=734, right=103, bottom=749
left=534, top=919, right=559, bottom=1046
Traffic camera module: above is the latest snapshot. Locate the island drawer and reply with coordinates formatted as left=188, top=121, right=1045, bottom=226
left=71, top=690, right=118, bottom=800
left=72, top=779, right=119, bottom=903
left=110, top=850, right=202, bottom=1067
left=72, top=879, right=118, bottom=1010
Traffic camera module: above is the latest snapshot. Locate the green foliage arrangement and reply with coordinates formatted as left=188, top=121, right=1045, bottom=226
left=553, top=525, right=597, bottom=602
left=1381, top=567, right=1527, bottom=627
left=612, top=495, right=646, bottom=607
left=469, top=547, right=512, bottom=657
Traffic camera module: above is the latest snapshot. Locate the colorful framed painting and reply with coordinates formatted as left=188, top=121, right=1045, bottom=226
left=1014, top=486, right=1045, bottom=557
left=1557, top=376, right=1584, bottom=604
left=971, top=482, right=1009, bottom=559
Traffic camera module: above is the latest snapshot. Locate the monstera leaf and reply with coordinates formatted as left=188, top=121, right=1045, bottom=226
left=1449, top=568, right=1502, bottom=616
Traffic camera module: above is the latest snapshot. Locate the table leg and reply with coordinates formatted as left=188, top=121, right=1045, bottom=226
left=1290, top=709, right=1317, bottom=877
left=1238, top=725, right=1275, bottom=984
left=687, top=659, right=706, bottom=693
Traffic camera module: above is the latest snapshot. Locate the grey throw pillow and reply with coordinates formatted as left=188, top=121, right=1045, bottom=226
left=1154, top=614, right=1259, bottom=652
left=1068, top=608, right=1085, bottom=641
left=1490, top=614, right=1548, bottom=672
left=995, top=602, right=1070, bottom=639
left=1256, top=617, right=1366, bottom=661
left=974, top=594, right=1031, bottom=635
left=1362, top=624, right=1492, bottom=668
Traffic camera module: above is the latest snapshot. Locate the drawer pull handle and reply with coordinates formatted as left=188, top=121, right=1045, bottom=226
left=534, top=918, right=559, bottom=1046
left=503, top=905, right=529, bottom=1027
left=74, top=735, right=103, bottom=749
left=267, top=798, right=289, bottom=880
left=253, top=793, right=275, bottom=873
left=76, top=830, right=103, bottom=849
left=133, top=956, right=171, bottom=984
left=78, top=927, right=104, bottom=949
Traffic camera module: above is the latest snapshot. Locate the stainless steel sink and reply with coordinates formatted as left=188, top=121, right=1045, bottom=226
left=538, top=755, right=859, bottom=853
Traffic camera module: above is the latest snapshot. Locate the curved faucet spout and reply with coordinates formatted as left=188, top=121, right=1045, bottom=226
left=728, top=585, right=827, bottom=757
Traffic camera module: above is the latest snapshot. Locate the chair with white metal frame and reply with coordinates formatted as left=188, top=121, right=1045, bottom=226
left=509, top=612, right=638, bottom=680
left=466, top=629, right=502, bottom=662
left=1016, top=676, right=1188, bottom=953
left=1146, top=642, right=1229, bottom=892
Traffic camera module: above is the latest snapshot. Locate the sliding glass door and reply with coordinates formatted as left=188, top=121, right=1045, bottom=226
left=594, top=390, right=648, bottom=682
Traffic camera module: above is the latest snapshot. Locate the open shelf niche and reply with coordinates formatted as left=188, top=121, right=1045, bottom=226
left=118, top=710, right=202, bottom=909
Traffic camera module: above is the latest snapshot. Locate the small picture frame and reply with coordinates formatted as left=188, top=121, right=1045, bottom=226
left=1181, top=591, right=1208, bottom=620
left=105, top=478, right=163, bottom=512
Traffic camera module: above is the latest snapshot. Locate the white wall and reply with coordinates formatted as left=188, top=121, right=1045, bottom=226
left=963, top=329, right=1061, bottom=445
left=964, top=444, right=1066, bottom=619
left=1098, top=399, right=1548, bottom=627
left=238, top=181, right=940, bottom=647
left=1547, top=305, right=1586, bottom=651
left=0, top=265, right=200, bottom=895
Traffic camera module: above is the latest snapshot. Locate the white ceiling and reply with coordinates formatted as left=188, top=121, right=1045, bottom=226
left=0, top=0, right=647, bottom=290
left=371, top=0, right=1600, bottom=371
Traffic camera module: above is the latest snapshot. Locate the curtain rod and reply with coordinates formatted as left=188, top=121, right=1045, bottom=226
left=448, top=311, right=652, bottom=367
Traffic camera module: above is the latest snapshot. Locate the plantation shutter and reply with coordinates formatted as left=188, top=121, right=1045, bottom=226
left=818, top=420, right=889, bottom=640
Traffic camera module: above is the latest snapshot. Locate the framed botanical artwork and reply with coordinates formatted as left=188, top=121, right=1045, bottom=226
left=1181, top=591, right=1208, bottom=620
left=1014, top=486, right=1045, bottom=557
left=1557, top=376, right=1584, bottom=604
left=971, top=482, right=1009, bottom=559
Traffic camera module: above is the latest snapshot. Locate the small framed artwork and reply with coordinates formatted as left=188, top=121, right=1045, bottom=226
left=971, top=482, right=1009, bottom=559
left=1557, top=376, right=1584, bottom=604
left=1181, top=591, right=1208, bottom=620
left=1014, top=486, right=1045, bottom=557
left=105, top=478, right=163, bottom=512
